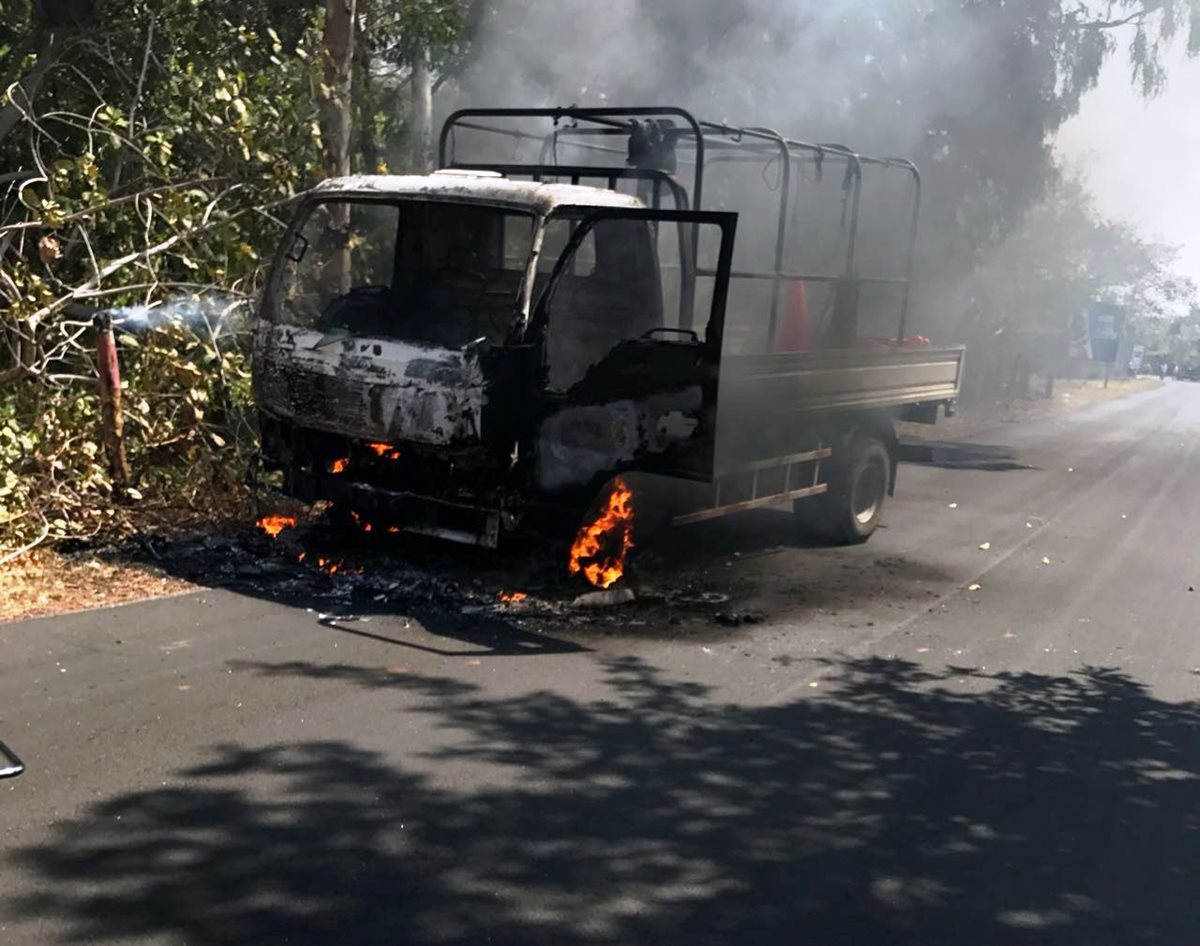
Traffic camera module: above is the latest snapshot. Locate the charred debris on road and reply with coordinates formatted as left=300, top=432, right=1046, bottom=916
left=106, top=507, right=768, bottom=635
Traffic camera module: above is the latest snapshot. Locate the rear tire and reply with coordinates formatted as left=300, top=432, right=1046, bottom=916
left=794, top=435, right=890, bottom=545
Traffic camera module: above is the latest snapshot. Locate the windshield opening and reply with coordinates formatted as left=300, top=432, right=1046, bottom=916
left=275, top=198, right=535, bottom=348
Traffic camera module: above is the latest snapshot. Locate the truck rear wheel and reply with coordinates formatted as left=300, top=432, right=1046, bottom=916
left=794, top=435, right=890, bottom=545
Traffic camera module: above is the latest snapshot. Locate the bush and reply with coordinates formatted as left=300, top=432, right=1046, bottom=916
left=0, top=301, right=258, bottom=553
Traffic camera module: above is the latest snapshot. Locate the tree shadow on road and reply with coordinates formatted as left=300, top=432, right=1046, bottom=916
left=898, top=439, right=1036, bottom=471
left=8, top=656, right=1197, bottom=945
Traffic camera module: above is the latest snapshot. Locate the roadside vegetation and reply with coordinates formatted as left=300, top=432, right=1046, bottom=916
left=3, top=0, right=1199, bottom=562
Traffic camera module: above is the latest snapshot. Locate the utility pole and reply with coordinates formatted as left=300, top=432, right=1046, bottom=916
left=410, top=47, right=434, bottom=172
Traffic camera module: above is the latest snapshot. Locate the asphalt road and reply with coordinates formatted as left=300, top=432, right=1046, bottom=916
left=2, top=382, right=1198, bottom=945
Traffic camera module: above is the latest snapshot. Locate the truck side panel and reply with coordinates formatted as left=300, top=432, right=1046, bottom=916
left=714, top=345, right=961, bottom=467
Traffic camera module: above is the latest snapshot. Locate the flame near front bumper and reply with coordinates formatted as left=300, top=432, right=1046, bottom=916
left=334, top=480, right=503, bottom=548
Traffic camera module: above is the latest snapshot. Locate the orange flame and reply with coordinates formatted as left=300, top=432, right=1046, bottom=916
left=296, top=552, right=353, bottom=576
left=366, top=442, right=401, bottom=460
left=569, top=476, right=635, bottom=589
left=498, top=591, right=528, bottom=604
left=257, top=515, right=297, bottom=538
left=349, top=510, right=374, bottom=533
left=329, top=458, right=349, bottom=474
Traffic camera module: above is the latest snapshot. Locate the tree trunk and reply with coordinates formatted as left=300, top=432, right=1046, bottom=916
left=319, top=0, right=356, bottom=292
left=353, top=7, right=379, bottom=173
left=410, top=47, right=433, bottom=172
left=0, top=29, right=66, bottom=148
left=320, top=0, right=356, bottom=180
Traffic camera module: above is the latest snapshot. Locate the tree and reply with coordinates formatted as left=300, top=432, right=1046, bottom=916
left=0, top=0, right=95, bottom=147
left=0, top=1, right=327, bottom=548
left=350, top=1, right=473, bottom=173
left=320, top=0, right=357, bottom=181
left=942, top=172, right=1196, bottom=398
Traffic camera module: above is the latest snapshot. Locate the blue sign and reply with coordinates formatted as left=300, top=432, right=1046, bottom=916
left=1085, top=302, right=1125, bottom=364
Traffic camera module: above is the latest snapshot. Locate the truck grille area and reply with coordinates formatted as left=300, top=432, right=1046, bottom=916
left=259, top=414, right=508, bottom=507
left=258, top=371, right=375, bottom=434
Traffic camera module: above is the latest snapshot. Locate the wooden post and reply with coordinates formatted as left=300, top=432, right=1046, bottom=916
left=94, top=313, right=131, bottom=490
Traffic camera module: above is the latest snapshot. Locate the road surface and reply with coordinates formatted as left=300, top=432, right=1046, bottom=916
left=1, top=382, right=1197, bottom=945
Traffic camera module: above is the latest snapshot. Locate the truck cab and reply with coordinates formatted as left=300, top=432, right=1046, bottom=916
left=253, top=170, right=735, bottom=546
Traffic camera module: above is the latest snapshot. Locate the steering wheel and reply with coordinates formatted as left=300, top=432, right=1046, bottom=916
left=315, top=285, right=393, bottom=332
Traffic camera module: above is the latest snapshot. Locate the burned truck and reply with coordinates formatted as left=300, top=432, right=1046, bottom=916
left=251, top=106, right=962, bottom=580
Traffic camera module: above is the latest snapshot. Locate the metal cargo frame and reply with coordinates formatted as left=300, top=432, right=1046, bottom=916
left=431, top=107, right=963, bottom=527
left=439, top=105, right=926, bottom=350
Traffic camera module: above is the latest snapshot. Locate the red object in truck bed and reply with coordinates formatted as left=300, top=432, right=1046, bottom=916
left=862, top=335, right=932, bottom=352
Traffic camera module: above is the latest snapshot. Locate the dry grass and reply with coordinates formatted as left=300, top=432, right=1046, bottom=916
left=0, top=491, right=256, bottom=625
left=0, top=548, right=196, bottom=624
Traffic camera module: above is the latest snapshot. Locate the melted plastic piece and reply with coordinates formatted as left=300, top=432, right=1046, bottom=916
left=0, top=739, right=25, bottom=779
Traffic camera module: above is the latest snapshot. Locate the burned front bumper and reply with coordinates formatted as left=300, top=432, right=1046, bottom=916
left=256, top=413, right=512, bottom=548
left=336, top=481, right=503, bottom=547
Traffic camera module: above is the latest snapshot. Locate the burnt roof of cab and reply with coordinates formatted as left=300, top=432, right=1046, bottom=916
left=312, top=171, right=646, bottom=214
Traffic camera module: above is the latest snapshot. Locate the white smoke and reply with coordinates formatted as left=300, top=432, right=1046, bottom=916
left=104, top=292, right=251, bottom=337
left=450, top=1, right=992, bottom=158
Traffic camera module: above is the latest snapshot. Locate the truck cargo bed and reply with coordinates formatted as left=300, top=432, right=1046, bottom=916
left=715, top=345, right=964, bottom=469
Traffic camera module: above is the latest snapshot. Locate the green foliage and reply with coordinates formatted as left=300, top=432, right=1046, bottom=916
left=954, top=175, right=1194, bottom=335
left=0, top=3, right=315, bottom=550
left=368, top=0, right=470, bottom=66
left=1131, top=306, right=1200, bottom=363
left=0, top=0, right=471, bottom=552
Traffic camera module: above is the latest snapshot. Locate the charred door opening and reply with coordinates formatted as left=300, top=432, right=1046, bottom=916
left=530, top=208, right=736, bottom=491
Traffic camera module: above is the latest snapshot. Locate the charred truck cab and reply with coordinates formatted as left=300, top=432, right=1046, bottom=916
left=253, top=106, right=963, bottom=553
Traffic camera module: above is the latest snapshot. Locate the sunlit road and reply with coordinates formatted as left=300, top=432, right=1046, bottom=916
left=2, top=383, right=1197, bottom=945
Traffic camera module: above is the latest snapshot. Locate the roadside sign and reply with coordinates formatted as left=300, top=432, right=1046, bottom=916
left=1130, top=344, right=1145, bottom=372
left=1084, top=302, right=1125, bottom=364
